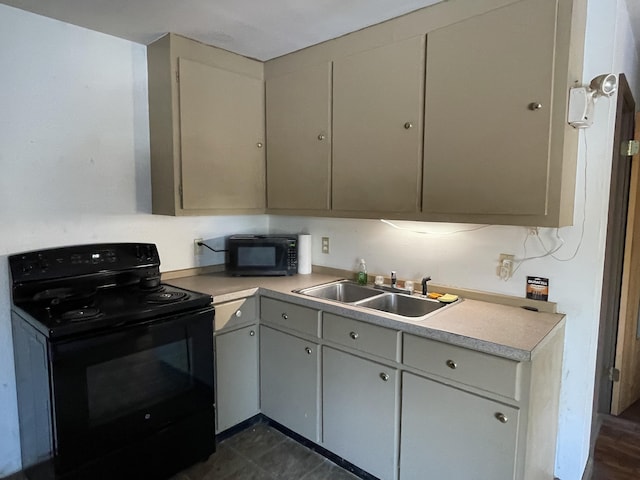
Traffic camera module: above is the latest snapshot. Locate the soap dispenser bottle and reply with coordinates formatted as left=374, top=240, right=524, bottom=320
left=357, top=259, right=367, bottom=285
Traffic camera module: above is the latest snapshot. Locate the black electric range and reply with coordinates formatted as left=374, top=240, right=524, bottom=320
left=9, top=243, right=216, bottom=480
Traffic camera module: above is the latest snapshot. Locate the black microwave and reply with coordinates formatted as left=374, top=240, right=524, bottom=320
left=226, top=234, right=298, bottom=276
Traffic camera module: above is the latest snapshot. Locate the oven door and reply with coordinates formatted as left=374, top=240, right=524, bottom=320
left=49, top=307, right=214, bottom=473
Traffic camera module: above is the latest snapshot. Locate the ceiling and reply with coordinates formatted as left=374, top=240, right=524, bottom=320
left=0, top=0, right=446, bottom=60
left=1, top=0, right=638, bottom=62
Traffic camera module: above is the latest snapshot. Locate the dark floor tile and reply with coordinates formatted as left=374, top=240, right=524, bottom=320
left=255, top=437, right=324, bottom=480
left=168, top=473, right=191, bottom=480
left=214, top=462, right=276, bottom=480
left=301, top=459, right=360, bottom=480
left=182, top=443, right=248, bottom=480
left=223, top=422, right=288, bottom=461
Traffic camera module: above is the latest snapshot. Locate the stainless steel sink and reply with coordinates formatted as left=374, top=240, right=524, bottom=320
left=295, top=279, right=459, bottom=321
left=356, top=292, right=447, bottom=317
left=295, top=280, right=385, bottom=303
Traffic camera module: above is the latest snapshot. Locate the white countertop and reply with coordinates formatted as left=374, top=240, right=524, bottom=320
left=166, top=272, right=565, bottom=362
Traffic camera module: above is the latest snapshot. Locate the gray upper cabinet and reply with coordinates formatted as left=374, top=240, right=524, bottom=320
left=332, top=36, right=425, bottom=213
left=152, top=0, right=584, bottom=225
left=147, top=33, right=266, bottom=216
left=179, top=59, right=265, bottom=211
left=423, top=0, right=556, bottom=218
left=265, top=63, right=332, bottom=211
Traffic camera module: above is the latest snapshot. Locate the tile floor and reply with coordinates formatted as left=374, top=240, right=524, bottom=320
left=173, top=421, right=359, bottom=480
left=2, top=421, right=360, bottom=480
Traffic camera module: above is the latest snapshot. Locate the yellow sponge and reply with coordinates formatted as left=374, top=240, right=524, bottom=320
left=438, top=294, right=459, bottom=303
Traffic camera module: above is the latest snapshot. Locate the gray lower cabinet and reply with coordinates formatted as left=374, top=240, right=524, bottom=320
left=215, top=324, right=259, bottom=433
left=260, top=325, right=319, bottom=441
left=322, top=346, right=398, bottom=480
left=400, top=372, right=519, bottom=480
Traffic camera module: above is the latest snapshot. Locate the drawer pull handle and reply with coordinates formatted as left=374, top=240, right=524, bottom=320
left=249, top=330, right=255, bottom=337
left=282, top=313, right=288, bottom=320
left=446, top=359, right=457, bottom=370
left=305, top=347, right=313, bottom=355
left=235, top=310, right=242, bottom=317
left=380, top=372, right=389, bottom=382
left=349, top=331, right=359, bottom=340
left=495, top=412, right=509, bottom=424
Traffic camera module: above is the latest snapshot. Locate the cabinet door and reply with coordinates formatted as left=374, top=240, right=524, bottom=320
left=323, top=347, right=397, bottom=480
left=266, top=63, right=332, bottom=211
left=178, top=57, right=265, bottom=210
left=400, top=372, right=519, bottom=480
left=332, top=36, right=425, bottom=213
left=423, top=0, right=557, bottom=216
left=215, top=325, right=259, bottom=433
left=260, top=326, right=318, bottom=441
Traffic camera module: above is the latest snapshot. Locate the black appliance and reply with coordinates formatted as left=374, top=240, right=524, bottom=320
left=9, top=243, right=215, bottom=480
left=226, top=234, right=298, bottom=276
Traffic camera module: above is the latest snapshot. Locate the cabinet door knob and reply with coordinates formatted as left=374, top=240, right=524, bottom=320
left=305, top=347, right=313, bottom=355
left=495, top=412, right=509, bottom=424
left=249, top=330, right=255, bottom=336
left=446, top=359, right=457, bottom=370
left=235, top=310, right=242, bottom=317
left=528, top=102, right=543, bottom=111
left=257, top=142, right=264, bottom=148
left=282, top=313, right=288, bottom=320
left=317, top=133, right=326, bottom=141
left=349, top=331, right=359, bottom=340
left=380, top=372, right=390, bottom=382
left=404, top=122, right=413, bottom=129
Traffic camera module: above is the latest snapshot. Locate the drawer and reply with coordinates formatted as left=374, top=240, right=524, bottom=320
left=260, top=297, right=320, bottom=336
left=214, top=297, right=258, bottom=332
left=403, top=334, right=521, bottom=400
left=323, top=313, right=398, bottom=361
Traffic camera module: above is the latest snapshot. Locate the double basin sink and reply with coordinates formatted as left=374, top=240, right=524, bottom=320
left=295, top=280, right=458, bottom=321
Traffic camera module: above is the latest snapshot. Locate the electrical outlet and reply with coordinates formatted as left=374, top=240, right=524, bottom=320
left=321, top=237, right=330, bottom=254
left=497, top=253, right=515, bottom=280
left=194, top=238, right=203, bottom=256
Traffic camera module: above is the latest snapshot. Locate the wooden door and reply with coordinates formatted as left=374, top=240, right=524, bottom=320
left=266, top=63, right=332, bottom=211
left=612, top=111, right=640, bottom=415
left=178, top=57, right=265, bottom=210
left=332, top=36, right=425, bottom=213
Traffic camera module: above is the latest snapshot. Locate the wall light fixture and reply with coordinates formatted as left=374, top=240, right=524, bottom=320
left=567, top=73, right=618, bottom=129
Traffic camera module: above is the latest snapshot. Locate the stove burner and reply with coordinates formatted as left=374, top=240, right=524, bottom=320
left=145, top=291, right=188, bottom=304
left=60, top=308, right=102, bottom=322
left=34, top=288, right=96, bottom=304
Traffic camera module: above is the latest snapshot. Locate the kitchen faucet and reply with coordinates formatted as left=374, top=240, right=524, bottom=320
left=421, top=276, right=432, bottom=296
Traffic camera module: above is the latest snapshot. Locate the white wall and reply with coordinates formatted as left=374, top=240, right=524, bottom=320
left=0, top=5, right=268, bottom=475
left=271, top=1, right=640, bottom=478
